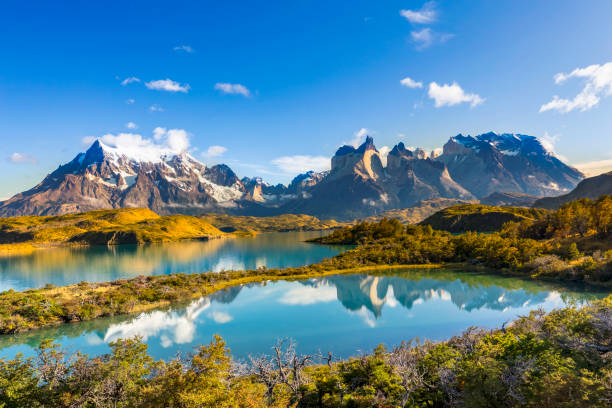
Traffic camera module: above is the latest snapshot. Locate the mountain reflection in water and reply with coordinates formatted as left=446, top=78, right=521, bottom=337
left=0, top=231, right=345, bottom=290
left=0, top=269, right=604, bottom=360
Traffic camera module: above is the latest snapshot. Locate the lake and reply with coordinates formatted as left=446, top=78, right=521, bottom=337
left=0, top=231, right=345, bottom=291
left=0, top=268, right=605, bottom=361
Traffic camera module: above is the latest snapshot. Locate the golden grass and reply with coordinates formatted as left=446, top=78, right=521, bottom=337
left=0, top=208, right=226, bottom=255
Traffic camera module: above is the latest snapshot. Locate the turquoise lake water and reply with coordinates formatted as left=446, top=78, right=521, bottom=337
left=0, top=231, right=344, bottom=291
left=0, top=268, right=605, bottom=361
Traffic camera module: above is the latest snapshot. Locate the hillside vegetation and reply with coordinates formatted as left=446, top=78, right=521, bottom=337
left=201, top=213, right=344, bottom=235
left=1, top=295, right=611, bottom=407
left=419, top=204, right=547, bottom=233
left=312, top=197, right=612, bottom=286
left=0, top=208, right=225, bottom=254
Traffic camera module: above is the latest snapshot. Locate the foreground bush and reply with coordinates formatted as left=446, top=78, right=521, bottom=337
left=1, top=295, right=610, bottom=407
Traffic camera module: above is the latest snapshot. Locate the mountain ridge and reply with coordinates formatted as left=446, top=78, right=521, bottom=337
left=0, top=132, right=585, bottom=219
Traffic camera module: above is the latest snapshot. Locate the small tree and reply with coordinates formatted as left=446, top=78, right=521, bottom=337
left=566, top=243, right=581, bottom=260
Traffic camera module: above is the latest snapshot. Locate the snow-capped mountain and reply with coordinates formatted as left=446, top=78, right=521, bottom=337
left=0, top=140, right=248, bottom=217
left=0, top=132, right=585, bottom=219
left=437, top=132, right=584, bottom=197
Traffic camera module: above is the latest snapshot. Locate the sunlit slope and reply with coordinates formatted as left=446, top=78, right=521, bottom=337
left=0, top=208, right=225, bottom=252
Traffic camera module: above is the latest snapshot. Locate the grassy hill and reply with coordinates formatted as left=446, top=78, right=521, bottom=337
left=200, top=213, right=344, bottom=235
left=420, top=204, right=548, bottom=232
left=0, top=208, right=225, bottom=254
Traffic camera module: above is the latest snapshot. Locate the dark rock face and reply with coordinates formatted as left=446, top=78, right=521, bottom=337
left=0, top=132, right=585, bottom=219
left=204, top=164, right=240, bottom=187
left=533, top=171, right=612, bottom=209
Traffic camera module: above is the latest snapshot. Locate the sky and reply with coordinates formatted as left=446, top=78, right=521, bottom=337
left=1, top=0, right=612, bottom=199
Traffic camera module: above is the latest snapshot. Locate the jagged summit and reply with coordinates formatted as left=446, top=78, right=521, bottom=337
left=334, top=135, right=378, bottom=157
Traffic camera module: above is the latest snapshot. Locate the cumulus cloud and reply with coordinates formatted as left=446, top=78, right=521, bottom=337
left=539, top=132, right=568, bottom=161
left=126, top=98, right=135, bottom=104
left=173, top=45, right=194, bottom=53
left=400, top=76, right=423, bottom=89
left=121, top=76, right=140, bottom=86
left=126, top=122, right=137, bottom=129
left=428, top=81, right=484, bottom=107
left=400, top=1, right=437, bottom=24
left=214, top=83, right=251, bottom=97
left=539, top=131, right=559, bottom=154
left=149, top=104, right=164, bottom=112
left=278, top=284, right=337, bottom=305
left=540, top=62, right=612, bottom=113
left=201, top=145, right=228, bottom=160
left=272, top=155, right=331, bottom=174
left=7, top=152, right=37, bottom=164
left=104, top=298, right=210, bottom=347
left=345, top=128, right=370, bottom=147
left=82, top=128, right=191, bottom=162
left=378, top=146, right=392, bottom=167
left=145, top=78, right=190, bottom=93
left=411, top=28, right=453, bottom=50
left=208, top=311, right=233, bottom=324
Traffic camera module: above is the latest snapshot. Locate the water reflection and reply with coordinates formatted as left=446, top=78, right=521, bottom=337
left=0, top=231, right=345, bottom=290
left=0, top=269, right=604, bottom=360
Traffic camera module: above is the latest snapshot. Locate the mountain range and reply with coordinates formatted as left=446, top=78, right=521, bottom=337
left=0, top=132, right=586, bottom=219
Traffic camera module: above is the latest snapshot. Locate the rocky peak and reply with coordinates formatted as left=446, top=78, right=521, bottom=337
left=356, top=136, right=377, bottom=153
left=204, top=164, right=240, bottom=187
left=331, top=136, right=384, bottom=180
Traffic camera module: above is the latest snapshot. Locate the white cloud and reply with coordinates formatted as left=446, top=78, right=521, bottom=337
left=539, top=131, right=559, bottom=154
left=82, top=128, right=191, bottom=162
left=208, top=311, right=233, bottom=324
left=574, top=158, right=612, bottom=177
left=214, top=83, right=251, bottom=97
left=104, top=298, right=210, bottom=347
left=173, top=45, right=194, bottom=53
left=121, top=76, right=140, bottom=86
left=278, top=284, right=337, bottom=305
left=378, top=146, right=392, bottom=167
left=428, top=81, right=484, bottom=107
left=7, top=152, right=37, bottom=164
left=202, top=145, right=228, bottom=160
left=400, top=1, right=437, bottom=24
left=126, top=122, right=137, bottom=129
left=400, top=77, right=423, bottom=89
left=539, top=132, right=567, bottom=161
left=126, top=98, right=135, bottom=104
left=272, top=155, right=331, bottom=174
left=410, top=28, right=453, bottom=50
left=346, top=127, right=370, bottom=147
left=540, top=62, right=612, bottom=113
left=145, top=78, right=190, bottom=93
left=149, top=104, right=164, bottom=112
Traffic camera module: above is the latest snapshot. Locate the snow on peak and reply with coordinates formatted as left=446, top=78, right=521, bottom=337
left=88, top=128, right=192, bottom=163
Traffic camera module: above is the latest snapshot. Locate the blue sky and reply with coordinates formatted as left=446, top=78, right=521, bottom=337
left=1, top=0, right=612, bottom=199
